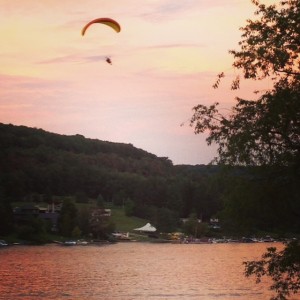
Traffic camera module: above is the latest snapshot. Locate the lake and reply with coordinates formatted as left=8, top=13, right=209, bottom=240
left=0, top=242, right=299, bottom=300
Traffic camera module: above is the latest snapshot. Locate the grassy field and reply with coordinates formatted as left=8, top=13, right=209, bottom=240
left=110, top=206, right=148, bottom=232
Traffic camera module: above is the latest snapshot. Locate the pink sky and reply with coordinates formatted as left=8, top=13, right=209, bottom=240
left=0, top=0, right=277, bottom=165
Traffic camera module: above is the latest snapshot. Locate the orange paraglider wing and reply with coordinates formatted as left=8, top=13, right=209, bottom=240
left=81, top=18, right=121, bottom=36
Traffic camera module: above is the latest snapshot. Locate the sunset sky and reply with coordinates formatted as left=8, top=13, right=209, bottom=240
left=0, top=0, right=276, bottom=165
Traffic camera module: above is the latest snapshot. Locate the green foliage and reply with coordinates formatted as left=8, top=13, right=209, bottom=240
left=0, top=122, right=226, bottom=227
left=89, top=212, right=115, bottom=239
left=219, top=167, right=300, bottom=235
left=191, top=81, right=300, bottom=166
left=191, top=0, right=300, bottom=168
left=230, top=0, right=300, bottom=82
left=110, top=206, right=146, bottom=232
left=72, top=226, right=82, bottom=238
left=0, top=190, right=14, bottom=235
left=189, top=0, right=300, bottom=239
left=96, top=194, right=105, bottom=208
left=244, top=240, right=300, bottom=300
left=0, top=123, right=173, bottom=201
left=1, top=117, right=298, bottom=241
left=16, top=217, right=47, bottom=244
left=58, top=199, right=78, bottom=236
left=124, top=199, right=135, bottom=217
left=75, top=191, right=88, bottom=203
left=152, top=207, right=179, bottom=233
left=77, top=206, right=91, bottom=235
left=191, top=0, right=300, bottom=298
left=182, top=213, right=208, bottom=238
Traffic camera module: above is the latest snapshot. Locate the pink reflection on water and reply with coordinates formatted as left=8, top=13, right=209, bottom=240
left=0, top=243, right=298, bottom=300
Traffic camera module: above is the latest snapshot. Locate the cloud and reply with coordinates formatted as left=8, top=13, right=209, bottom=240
left=0, top=73, right=69, bottom=89
left=139, top=43, right=205, bottom=50
left=37, top=54, right=107, bottom=64
left=135, top=0, right=250, bottom=21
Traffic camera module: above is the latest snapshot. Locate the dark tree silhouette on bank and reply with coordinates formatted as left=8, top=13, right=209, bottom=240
left=190, top=1, right=300, bottom=299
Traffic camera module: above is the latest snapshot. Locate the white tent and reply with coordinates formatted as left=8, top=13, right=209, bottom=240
left=134, top=223, right=156, bottom=232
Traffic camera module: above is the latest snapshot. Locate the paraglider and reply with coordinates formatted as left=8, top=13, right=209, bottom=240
left=106, top=57, right=112, bottom=65
left=81, top=18, right=121, bottom=65
left=81, top=17, right=121, bottom=36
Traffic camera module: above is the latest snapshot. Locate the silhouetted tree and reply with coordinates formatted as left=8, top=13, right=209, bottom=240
left=190, top=0, right=300, bottom=298
left=244, top=240, right=300, bottom=300
left=0, top=188, right=14, bottom=235
left=58, top=199, right=78, bottom=237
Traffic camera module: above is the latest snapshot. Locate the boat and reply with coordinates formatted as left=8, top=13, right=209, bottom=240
left=76, top=239, right=89, bottom=245
left=0, top=240, right=8, bottom=246
left=63, top=240, right=77, bottom=246
left=112, top=232, right=134, bottom=242
left=260, top=236, right=275, bottom=242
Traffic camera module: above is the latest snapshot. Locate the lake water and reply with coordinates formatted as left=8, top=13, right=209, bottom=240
left=0, top=242, right=299, bottom=300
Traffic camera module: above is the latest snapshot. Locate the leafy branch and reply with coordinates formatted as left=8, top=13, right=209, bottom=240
left=244, top=240, right=300, bottom=300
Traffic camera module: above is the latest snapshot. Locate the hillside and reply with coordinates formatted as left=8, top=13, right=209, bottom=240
left=1, top=122, right=298, bottom=237
left=0, top=122, right=173, bottom=174
left=0, top=123, right=220, bottom=222
left=0, top=122, right=175, bottom=195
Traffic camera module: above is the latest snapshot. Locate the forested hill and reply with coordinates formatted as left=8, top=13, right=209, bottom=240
left=1, top=123, right=299, bottom=235
left=0, top=123, right=216, bottom=211
left=0, top=122, right=169, bottom=161
left=0, top=122, right=224, bottom=224
left=0, top=122, right=174, bottom=176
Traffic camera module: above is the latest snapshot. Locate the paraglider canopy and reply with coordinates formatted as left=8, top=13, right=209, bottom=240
left=81, top=17, right=121, bottom=36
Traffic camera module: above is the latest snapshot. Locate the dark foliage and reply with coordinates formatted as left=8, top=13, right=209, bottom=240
left=0, top=123, right=221, bottom=228
left=244, top=240, right=300, bottom=300
left=0, top=123, right=299, bottom=238
left=190, top=0, right=300, bottom=298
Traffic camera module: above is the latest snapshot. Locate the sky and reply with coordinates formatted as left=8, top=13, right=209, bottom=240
left=0, top=0, right=277, bottom=165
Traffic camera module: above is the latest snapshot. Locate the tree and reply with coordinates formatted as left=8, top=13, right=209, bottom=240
left=190, top=0, right=300, bottom=298
left=191, top=82, right=300, bottom=166
left=0, top=188, right=14, bottom=235
left=77, top=206, right=90, bottom=236
left=89, top=208, right=115, bottom=239
left=72, top=226, right=82, bottom=238
left=244, top=240, right=300, bottom=300
left=153, top=207, right=179, bottom=233
left=190, top=0, right=300, bottom=167
left=218, top=170, right=300, bottom=235
left=16, top=217, right=47, bottom=244
left=229, top=0, right=300, bottom=83
left=75, top=191, right=88, bottom=203
left=58, top=198, right=78, bottom=237
left=96, top=193, right=105, bottom=208
left=124, top=198, right=135, bottom=216
left=182, top=213, right=207, bottom=238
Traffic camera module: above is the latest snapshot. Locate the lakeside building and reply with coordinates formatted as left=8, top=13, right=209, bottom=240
left=13, top=204, right=60, bottom=232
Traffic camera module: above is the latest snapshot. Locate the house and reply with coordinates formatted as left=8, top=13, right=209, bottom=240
left=180, top=218, right=202, bottom=224
left=13, top=204, right=59, bottom=231
left=209, top=218, right=221, bottom=229
left=13, top=204, right=40, bottom=222
left=90, top=208, right=111, bottom=219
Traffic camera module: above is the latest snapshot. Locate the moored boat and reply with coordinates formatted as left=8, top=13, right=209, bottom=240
left=0, top=240, right=8, bottom=247
left=63, top=240, right=77, bottom=246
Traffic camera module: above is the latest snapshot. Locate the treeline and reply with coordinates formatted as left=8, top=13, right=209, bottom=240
left=0, top=123, right=221, bottom=225
left=0, top=123, right=299, bottom=237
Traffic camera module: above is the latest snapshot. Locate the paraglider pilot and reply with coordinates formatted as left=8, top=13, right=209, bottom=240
left=106, top=57, right=112, bottom=65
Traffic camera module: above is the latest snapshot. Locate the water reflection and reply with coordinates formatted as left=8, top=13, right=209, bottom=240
left=0, top=243, right=299, bottom=300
